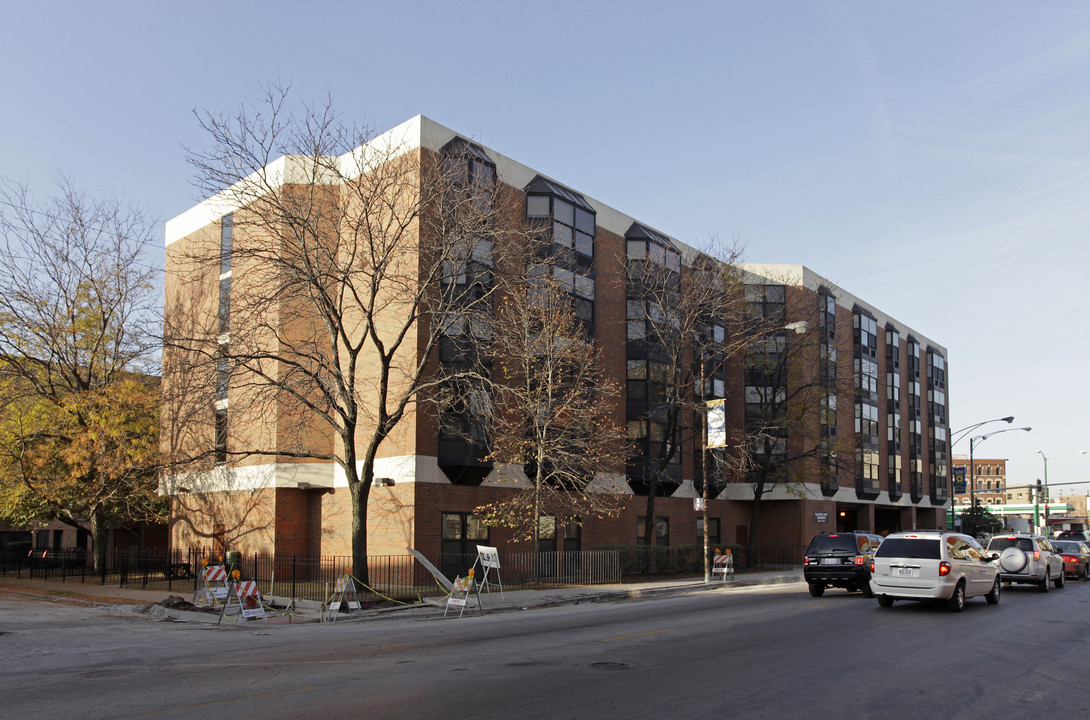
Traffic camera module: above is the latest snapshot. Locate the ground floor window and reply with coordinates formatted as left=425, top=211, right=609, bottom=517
left=637, top=516, right=670, bottom=546
left=697, top=518, right=721, bottom=547
left=440, top=512, right=489, bottom=580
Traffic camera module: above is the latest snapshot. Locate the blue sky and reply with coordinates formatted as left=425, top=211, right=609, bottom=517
left=2, top=1, right=1088, bottom=492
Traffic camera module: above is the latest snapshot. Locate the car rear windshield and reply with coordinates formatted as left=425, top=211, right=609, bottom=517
left=1053, top=541, right=1082, bottom=553
left=987, top=538, right=1033, bottom=551
left=807, top=535, right=860, bottom=553
left=874, top=538, right=940, bottom=559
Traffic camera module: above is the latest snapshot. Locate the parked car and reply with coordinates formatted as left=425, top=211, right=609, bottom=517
left=1056, top=530, right=1090, bottom=542
left=869, top=530, right=1000, bottom=612
left=1052, top=540, right=1090, bottom=580
left=803, top=531, right=884, bottom=598
left=985, top=534, right=1065, bottom=592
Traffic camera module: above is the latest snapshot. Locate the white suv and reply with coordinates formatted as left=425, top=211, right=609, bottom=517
left=869, top=530, right=1001, bottom=612
left=985, top=534, right=1065, bottom=591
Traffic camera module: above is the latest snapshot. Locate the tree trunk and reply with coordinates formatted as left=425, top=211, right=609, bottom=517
left=747, top=471, right=770, bottom=570
left=643, top=486, right=657, bottom=549
left=91, top=509, right=108, bottom=574
left=350, top=477, right=371, bottom=586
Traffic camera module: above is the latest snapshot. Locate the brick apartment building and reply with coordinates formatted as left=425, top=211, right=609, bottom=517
left=952, top=456, right=1008, bottom=507
left=162, top=115, right=951, bottom=562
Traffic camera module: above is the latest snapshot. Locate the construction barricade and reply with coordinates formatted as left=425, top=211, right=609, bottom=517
left=218, top=578, right=267, bottom=625
left=712, top=550, right=734, bottom=581
left=194, top=564, right=230, bottom=604
left=444, top=571, right=482, bottom=619
left=324, top=573, right=364, bottom=623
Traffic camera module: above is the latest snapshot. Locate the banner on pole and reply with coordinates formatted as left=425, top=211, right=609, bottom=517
left=706, top=399, right=726, bottom=449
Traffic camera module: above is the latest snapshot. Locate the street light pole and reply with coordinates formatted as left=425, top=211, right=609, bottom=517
left=966, top=426, right=1031, bottom=517
left=949, top=416, right=1015, bottom=529
left=1037, top=449, right=1088, bottom=534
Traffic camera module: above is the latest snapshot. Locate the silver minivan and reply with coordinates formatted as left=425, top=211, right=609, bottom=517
left=869, top=530, right=1001, bottom=612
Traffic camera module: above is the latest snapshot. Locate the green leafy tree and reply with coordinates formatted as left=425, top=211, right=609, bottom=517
left=0, top=178, right=161, bottom=571
left=958, top=504, right=1003, bottom=539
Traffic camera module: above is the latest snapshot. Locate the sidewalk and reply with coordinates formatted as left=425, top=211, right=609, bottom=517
left=0, top=569, right=805, bottom=624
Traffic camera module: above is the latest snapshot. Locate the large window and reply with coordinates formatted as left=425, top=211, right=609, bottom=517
left=440, top=512, right=489, bottom=557
left=637, top=516, right=670, bottom=546
left=906, top=337, right=923, bottom=501
left=697, top=518, right=721, bottom=547
left=886, top=326, right=902, bottom=499
left=526, top=176, right=597, bottom=337
left=818, top=289, right=838, bottom=495
left=440, top=512, right=489, bottom=581
left=927, top=349, right=949, bottom=503
left=853, top=309, right=880, bottom=499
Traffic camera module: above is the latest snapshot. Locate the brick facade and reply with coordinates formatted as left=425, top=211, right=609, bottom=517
left=163, top=116, right=951, bottom=562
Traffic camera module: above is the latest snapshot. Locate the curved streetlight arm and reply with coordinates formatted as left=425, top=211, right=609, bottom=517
left=966, top=426, right=1031, bottom=510
left=951, top=416, right=1014, bottom=448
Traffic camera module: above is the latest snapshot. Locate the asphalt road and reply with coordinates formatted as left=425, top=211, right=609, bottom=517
left=3, top=579, right=1088, bottom=719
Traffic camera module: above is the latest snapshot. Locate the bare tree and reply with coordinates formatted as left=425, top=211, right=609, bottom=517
left=737, top=274, right=855, bottom=558
left=167, top=85, right=521, bottom=580
left=472, top=245, right=629, bottom=545
left=623, top=234, right=749, bottom=550
left=0, top=178, right=162, bottom=571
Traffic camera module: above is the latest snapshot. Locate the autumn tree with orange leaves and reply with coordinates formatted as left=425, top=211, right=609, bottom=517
left=0, top=179, right=163, bottom=571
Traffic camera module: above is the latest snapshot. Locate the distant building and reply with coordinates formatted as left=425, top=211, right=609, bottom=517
left=952, top=456, right=1008, bottom=506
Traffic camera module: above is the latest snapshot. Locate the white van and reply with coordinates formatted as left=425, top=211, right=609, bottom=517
left=869, top=530, right=1001, bottom=612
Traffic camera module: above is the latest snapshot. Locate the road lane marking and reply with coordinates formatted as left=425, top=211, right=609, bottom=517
left=602, top=628, right=676, bottom=642
left=136, top=686, right=319, bottom=716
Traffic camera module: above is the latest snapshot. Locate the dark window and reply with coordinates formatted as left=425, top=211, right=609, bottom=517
left=218, top=278, right=231, bottom=336
left=216, top=346, right=229, bottom=401
left=874, top=538, right=940, bottom=559
left=806, top=534, right=860, bottom=554
left=538, top=515, right=556, bottom=554
left=697, top=518, right=721, bottom=546
left=637, top=516, right=670, bottom=546
left=220, top=214, right=233, bottom=275
left=214, top=409, right=227, bottom=463
left=440, top=512, right=490, bottom=581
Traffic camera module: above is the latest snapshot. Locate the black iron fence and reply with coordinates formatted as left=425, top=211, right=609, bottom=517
left=0, top=545, right=800, bottom=603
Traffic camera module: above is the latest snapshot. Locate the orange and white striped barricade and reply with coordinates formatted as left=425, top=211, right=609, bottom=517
left=712, top=552, right=734, bottom=581
left=472, top=545, right=504, bottom=599
left=194, top=564, right=230, bottom=604
left=444, top=574, right=481, bottom=619
left=324, top=574, right=363, bottom=623
left=218, top=580, right=267, bottom=625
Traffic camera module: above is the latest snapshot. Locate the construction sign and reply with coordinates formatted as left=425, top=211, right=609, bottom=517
left=473, top=545, right=504, bottom=599
left=444, top=573, right=481, bottom=619
left=325, top=574, right=363, bottom=623
left=712, top=551, right=734, bottom=581
left=194, top=564, right=229, bottom=604
left=218, top=579, right=267, bottom=625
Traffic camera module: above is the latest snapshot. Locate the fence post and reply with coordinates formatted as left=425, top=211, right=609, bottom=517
left=291, top=555, right=296, bottom=601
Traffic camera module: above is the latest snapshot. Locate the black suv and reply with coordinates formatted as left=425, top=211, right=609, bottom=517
left=804, top=531, right=885, bottom=597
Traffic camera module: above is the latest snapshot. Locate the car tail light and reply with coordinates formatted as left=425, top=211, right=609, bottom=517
left=1034, top=550, right=1041, bottom=560
left=804, top=557, right=810, bottom=566
left=869, top=560, right=875, bottom=573
left=1063, top=555, right=1077, bottom=563
left=939, top=561, right=951, bottom=576
left=854, top=555, right=864, bottom=565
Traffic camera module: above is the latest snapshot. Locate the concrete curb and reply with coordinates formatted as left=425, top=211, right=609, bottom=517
left=0, top=571, right=806, bottom=624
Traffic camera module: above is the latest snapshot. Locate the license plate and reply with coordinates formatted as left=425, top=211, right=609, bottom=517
left=895, top=567, right=918, bottom=577
left=821, top=558, right=841, bottom=565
